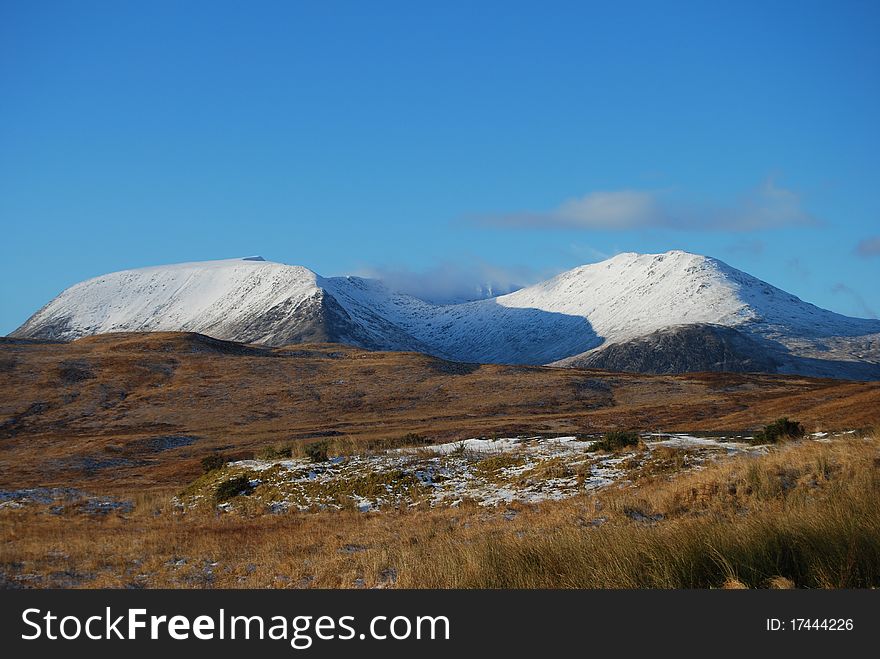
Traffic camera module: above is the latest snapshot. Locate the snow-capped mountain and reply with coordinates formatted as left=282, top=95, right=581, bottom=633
left=10, top=256, right=433, bottom=354
left=11, top=251, right=880, bottom=379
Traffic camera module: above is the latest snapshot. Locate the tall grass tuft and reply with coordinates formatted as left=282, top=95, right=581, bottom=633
left=399, top=437, right=880, bottom=588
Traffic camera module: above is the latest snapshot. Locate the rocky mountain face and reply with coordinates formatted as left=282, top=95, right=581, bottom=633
left=11, top=252, right=880, bottom=379
left=557, top=324, right=783, bottom=375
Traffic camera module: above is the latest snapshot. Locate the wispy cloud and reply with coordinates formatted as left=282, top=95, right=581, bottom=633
left=473, top=178, right=818, bottom=232
left=855, top=236, right=880, bottom=258
left=353, top=261, right=558, bottom=304
left=481, top=190, right=657, bottom=230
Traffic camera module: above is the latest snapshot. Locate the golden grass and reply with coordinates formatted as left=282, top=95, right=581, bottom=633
left=3, top=333, right=880, bottom=494
left=2, top=435, right=877, bottom=589
left=396, top=436, right=880, bottom=588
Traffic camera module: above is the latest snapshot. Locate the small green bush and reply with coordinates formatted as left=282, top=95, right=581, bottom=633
left=305, top=441, right=329, bottom=463
left=200, top=453, right=226, bottom=474
left=214, top=475, right=252, bottom=503
left=592, top=430, right=640, bottom=452
left=752, top=418, right=805, bottom=445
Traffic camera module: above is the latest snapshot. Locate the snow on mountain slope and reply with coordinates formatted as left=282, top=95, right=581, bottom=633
left=11, top=251, right=880, bottom=378
left=330, top=250, right=880, bottom=367
left=12, top=257, right=321, bottom=342
left=540, top=252, right=880, bottom=374
left=497, top=251, right=752, bottom=342
left=325, top=275, right=598, bottom=364
left=11, top=257, right=433, bottom=353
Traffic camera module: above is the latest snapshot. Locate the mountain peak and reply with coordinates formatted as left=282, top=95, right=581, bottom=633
left=10, top=252, right=880, bottom=379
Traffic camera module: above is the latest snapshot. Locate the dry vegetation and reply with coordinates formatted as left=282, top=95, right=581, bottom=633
left=2, top=332, right=880, bottom=494
left=2, top=333, right=879, bottom=589
left=2, top=433, right=877, bottom=589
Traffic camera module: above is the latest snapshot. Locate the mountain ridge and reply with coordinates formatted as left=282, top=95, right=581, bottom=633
left=11, top=251, right=880, bottom=379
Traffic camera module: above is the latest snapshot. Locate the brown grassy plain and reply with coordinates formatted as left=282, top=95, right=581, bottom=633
left=2, top=433, right=877, bottom=588
left=2, top=332, right=879, bottom=493
left=1, top=332, right=879, bottom=589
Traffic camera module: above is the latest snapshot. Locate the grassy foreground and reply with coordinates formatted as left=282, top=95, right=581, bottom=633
left=2, top=434, right=878, bottom=588
left=405, top=437, right=880, bottom=588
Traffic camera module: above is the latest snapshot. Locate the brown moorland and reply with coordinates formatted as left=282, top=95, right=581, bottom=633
left=1, top=431, right=876, bottom=588
left=2, top=332, right=880, bottom=495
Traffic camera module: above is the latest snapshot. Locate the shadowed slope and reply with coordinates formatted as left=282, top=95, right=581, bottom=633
left=11, top=252, right=880, bottom=378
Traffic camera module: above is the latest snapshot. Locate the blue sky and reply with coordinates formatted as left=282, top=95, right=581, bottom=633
left=2, top=0, right=879, bottom=332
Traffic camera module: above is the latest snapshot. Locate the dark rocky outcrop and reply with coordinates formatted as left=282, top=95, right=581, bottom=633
left=566, top=324, right=782, bottom=374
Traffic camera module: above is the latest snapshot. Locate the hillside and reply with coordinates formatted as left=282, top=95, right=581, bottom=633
left=11, top=251, right=880, bottom=378
left=2, top=332, right=880, bottom=494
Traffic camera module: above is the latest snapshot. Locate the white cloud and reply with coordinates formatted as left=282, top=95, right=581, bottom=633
left=353, top=261, right=558, bottom=304
left=549, top=190, right=658, bottom=229
left=473, top=178, right=818, bottom=232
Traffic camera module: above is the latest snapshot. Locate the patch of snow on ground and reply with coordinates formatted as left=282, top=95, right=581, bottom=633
left=646, top=433, right=757, bottom=454
left=206, top=430, right=859, bottom=513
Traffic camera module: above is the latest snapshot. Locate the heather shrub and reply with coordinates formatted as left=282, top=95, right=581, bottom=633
left=592, top=430, right=640, bottom=451
left=200, top=453, right=226, bottom=473
left=752, top=418, right=805, bottom=445
left=215, top=475, right=251, bottom=502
